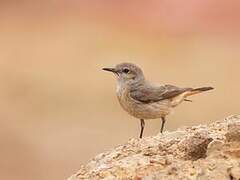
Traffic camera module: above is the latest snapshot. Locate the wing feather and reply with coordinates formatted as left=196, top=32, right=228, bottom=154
left=130, top=84, right=192, bottom=103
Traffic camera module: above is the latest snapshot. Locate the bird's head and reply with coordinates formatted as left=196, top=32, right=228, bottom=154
left=103, top=63, right=145, bottom=86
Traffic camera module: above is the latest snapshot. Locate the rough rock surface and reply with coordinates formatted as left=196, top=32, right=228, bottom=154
left=68, top=115, right=240, bottom=180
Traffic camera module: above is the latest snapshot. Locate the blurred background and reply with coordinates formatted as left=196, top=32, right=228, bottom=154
left=0, top=0, right=240, bottom=179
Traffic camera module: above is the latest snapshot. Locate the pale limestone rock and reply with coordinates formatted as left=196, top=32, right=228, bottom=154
left=68, top=115, right=240, bottom=180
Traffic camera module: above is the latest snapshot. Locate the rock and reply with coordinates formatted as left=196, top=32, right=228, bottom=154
left=178, top=130, right=213, bottom=160
left=225, top=115, right=240, bottom=142
left=68, top=115, right=240, bottom=180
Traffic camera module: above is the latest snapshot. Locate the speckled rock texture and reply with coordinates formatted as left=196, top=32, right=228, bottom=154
left=68, top=115, right=240, bottom=180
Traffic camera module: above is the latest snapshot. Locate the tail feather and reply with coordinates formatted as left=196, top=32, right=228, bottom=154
left=186, top=86, right=214, bottom=96
left=193, top=87, right=214, bottom=92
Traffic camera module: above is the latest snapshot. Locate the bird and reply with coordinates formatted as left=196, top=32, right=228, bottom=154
left=103, top=63, right=214, bottom=138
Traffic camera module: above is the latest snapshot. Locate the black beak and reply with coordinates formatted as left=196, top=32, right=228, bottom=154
left=102, top=68, right=117, bottom=73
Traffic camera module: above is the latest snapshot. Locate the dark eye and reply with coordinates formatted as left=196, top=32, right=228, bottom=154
left=123, top=68, right=130, bottom=74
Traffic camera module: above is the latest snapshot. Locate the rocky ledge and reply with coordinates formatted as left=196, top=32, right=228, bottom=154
left=68, top=115, right=240, bottom=180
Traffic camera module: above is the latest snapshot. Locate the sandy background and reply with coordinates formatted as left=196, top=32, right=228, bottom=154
left=0, top=1, right=240, bottom=179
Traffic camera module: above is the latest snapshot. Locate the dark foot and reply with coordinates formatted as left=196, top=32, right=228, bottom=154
left=160, top=117, right=166, bottom=133
left=139, top=119, right=145, bottom=138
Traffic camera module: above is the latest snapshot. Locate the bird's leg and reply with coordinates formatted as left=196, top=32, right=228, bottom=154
left=160, top=117, right=166, bottom=133
left=139, top=119, right=145, bottom=138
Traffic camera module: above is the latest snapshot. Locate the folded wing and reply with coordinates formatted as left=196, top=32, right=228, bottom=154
left=130, top=84, right=192, bottom=103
